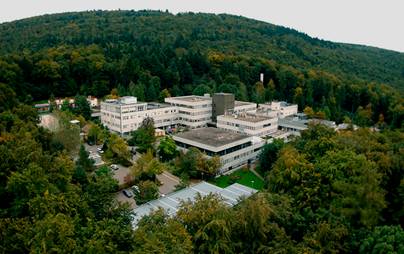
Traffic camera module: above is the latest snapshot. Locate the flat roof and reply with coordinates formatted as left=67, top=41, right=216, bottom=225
left=174, top=127, right=250, bottom=147
left=146, top=102, right=171, bottom=110
left=132, top=181, right=257, bottom=227
left=278, top=117, right=309, bottom=129
left=235, top=100, right=256, bottom=107
left=166, top=95, right=211, bottom=102
left=219, top=113, right=271, bottom=123
left=279, top=117, right=336, bottom=129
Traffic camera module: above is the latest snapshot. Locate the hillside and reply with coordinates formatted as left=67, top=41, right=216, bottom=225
left=0, top=10, right=403, bottom=127
left=1, top=10, right=403, bottom=89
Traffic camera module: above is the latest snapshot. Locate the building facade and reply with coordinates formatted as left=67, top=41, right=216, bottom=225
left=164, top=95, right=212, bottom=129
left=216, top=113, right=278, bottom=137
left=258, top=101, right=298, bottom=118
left=101, top=96, right=177, bottom=135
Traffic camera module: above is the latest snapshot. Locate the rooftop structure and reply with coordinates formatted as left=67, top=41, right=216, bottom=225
left=233, top=101, right=257, bottom=114
left=258, top=101, right=298, bottom=118
left=165, top=95, right=212, bottom=103
left=278, top=114, right=337, bottom=134
left=132, top=181, right=257, bottom=227
left=212, top=93, right=235, bottom=122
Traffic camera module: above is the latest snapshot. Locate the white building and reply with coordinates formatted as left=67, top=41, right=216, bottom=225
left=278, top=113, right=337, bottom=134
left=173, top=127, right=265, bottom=173
left=100, top=96, right=177, bottom=135
left=217, top=113, right=278, bottom=137
left=52, top=96, right=99, bottom=109
left=233, top=101, right=257, bottom=114
left=87, top=96, right=99, bottom=108
left=258, top=101, right=298, bottom=118
left=165, top=95, right=212, bottom=129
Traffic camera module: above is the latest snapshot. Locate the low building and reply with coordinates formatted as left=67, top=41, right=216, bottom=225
left=34, top=103, right=50, bottom=113
left=217, top=113, right=278, bottom=137
left=165, top=95, right=212, bottom=128
left=101, top=96, right=177, bottom=135
left=258, top=101, right=298, bottom=118
left=132, top=181, right=257, bottom=227
left=278, top=114, right=336, bottom=134
left=173, top=127, right=265, bottom=173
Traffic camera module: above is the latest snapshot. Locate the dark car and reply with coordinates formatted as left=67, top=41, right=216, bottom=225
left=122, top=189, right=134, bottom=198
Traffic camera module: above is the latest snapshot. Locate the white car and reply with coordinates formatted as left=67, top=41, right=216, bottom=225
left=110, top=164, right=119, bottom=170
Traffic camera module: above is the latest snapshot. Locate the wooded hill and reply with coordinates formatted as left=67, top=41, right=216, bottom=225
left=1, top=10, right=403, bottom=89
left=0, top=10, right=403, bottom=127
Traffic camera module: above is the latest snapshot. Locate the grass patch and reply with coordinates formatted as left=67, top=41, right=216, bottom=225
left=210, top=168, right=264, bottom=190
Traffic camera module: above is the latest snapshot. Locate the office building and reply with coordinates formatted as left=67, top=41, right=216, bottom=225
left=217, top=113, right=278, bottom=137
left=164, top=95, right=212, bottom=128
left=101, top=96, right=177, bottom=135
left=258, top=101, right=298, bottom=118
left=173, top=127, right=265, bottom=173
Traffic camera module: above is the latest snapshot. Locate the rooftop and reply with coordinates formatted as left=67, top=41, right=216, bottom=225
left=279, top=115, right=337, bottom=130
left=166, top=95, right=211, bottom=102
left=234, top=100, right=256, bottom=107
left=174, top=127, right=250, bottom=147
left=103, top=96, right=143, bottom=105
left=132, top=181, right=257, bottom=227
left=146, top=102, right=171, bottom=110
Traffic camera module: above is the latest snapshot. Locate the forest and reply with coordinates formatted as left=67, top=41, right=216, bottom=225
left=0, top=10, right=403, bottom=253
left=0, top=87, right=403, bottom=253
left=0, top=10, right=403, bottom=127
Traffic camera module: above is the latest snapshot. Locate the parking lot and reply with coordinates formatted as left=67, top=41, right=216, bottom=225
left=112, top=165, right=131, bottom=186
left=115, top=191, right=136, bottom=209
left=84, top=143, right=180, bottom=207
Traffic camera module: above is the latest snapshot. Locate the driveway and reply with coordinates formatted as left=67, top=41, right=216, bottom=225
left=156, top=171, right=180, bottom=195
left=84, top=143, right=103, bottom=155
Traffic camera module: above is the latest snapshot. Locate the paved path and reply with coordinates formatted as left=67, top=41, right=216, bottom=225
left=156, top=171, right=180, bottom=195
left=250, top=166, right=265, bottom=181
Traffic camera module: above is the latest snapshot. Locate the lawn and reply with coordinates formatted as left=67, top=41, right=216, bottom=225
left=210, top=168, right=264, bottom=190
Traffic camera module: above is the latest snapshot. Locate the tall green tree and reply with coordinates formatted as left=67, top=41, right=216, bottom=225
left=158, top=136, right=178, bottom=162
left=74, top=95, right=91, bottom=120
left=128, top=117, right=156, bottom=153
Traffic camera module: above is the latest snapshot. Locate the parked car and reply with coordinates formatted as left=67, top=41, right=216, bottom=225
left=110, top=164, right=119, bottom=170
left=122, top=189, right=134, bottom=198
